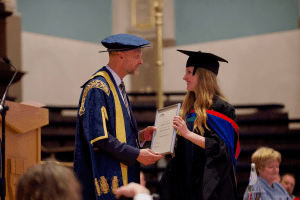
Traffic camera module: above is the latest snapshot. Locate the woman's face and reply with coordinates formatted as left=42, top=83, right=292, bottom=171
left=183, top=66, right=198, bottom=92
left=258, top=159, right=280, bottom=184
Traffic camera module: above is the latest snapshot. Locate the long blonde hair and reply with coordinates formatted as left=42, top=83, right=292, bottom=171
left=179, top=67, right=226, bottom=135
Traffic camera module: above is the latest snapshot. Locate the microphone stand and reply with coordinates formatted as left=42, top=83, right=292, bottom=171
left=0, top=57, right=17, bottom=200
left=0, top=105, right=8, bottom=200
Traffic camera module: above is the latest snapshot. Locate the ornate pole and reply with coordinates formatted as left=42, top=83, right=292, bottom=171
left=154, top=1, right=163, bottom=109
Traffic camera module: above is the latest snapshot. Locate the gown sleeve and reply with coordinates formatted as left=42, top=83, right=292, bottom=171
left=80, top=81, right=140, bottom=167
left=201, top=102, right=237, bottom=200
left=93, top=135, right=140, bottom=166
left=200, top=129, right=234, bottom=200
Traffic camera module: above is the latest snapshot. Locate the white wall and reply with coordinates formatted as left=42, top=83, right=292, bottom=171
left=22, top=30, right=300, bottom=120
left=163, top=30, right=300, bottom=118
left=21, top=0, right=176, bottom=106
left=21, top=32, right=131, bottom=106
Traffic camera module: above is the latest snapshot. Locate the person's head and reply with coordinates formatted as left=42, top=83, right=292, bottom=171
left=100, top=33, right=150, bottom=79
left=108, top=48, right=143, bottom=78
left=251, top=147, right=281, bottom=185
left=16, top=160, right=82, bottom=200
left=179, top=49, right=227, bottom=135
left=280, top=173, right=296, bottom=195
left=179, top=49, right=227, bottom=94
left=183, top=66, right=223, bottom=95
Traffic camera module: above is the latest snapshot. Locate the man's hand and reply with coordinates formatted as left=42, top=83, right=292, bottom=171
left=115, top=182, right=150, bottom=199
left=137, top=149, right=163, bottom=165
left=139, top=126, right=157, bottom=142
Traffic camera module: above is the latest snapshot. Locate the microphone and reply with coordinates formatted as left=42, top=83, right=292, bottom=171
left=0, top=57, right=18, bottom=113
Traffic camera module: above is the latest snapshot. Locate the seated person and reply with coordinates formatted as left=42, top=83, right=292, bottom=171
left=16, top=160, right=82, bottom=200
left=281, top=173, right=300, bottom=200
left=243, top=147, right=292, bottom=200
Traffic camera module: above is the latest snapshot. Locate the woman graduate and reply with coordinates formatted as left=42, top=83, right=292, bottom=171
left=159, top=50, right=240, bottom=200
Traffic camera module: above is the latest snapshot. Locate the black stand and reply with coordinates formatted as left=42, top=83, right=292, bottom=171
left=0, top=105, right=8, bottom=200
left=0, top=57, right=18, bottom=200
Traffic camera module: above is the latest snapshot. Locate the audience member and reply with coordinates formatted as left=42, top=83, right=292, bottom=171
left=243, top=147, right=292, bottom=200
left=281, top=173, right=300, bottom=200
left=16, top=160, right=82, bottom=200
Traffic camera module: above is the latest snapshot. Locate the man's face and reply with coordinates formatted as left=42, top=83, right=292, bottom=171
left=281, top=175, right=295, bottom=195
left=122, top=49, right=143, bottom=75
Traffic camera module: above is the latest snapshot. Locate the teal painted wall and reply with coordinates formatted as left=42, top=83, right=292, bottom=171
left=175, top=0, right=299, bottom=45
left=17, top=0, right=112, bottom=43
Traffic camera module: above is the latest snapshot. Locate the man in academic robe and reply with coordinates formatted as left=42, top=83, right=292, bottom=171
left=73, top=34, right=163, bottom=200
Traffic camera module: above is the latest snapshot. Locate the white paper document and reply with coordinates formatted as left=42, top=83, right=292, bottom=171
left=151, top=103, right=181, bottom=155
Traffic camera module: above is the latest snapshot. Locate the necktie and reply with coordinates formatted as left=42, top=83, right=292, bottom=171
left=119, top=81, right=131, bottom=117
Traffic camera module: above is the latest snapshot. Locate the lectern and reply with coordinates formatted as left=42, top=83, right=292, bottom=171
left=0, top=101, right=49, bottom=200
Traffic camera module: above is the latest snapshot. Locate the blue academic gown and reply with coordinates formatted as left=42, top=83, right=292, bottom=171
left=74, top=67, right=140, bottom=200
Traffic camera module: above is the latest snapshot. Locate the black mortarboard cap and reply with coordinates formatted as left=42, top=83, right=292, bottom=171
left=99, top=33, right=150, bottom=53
left=177, top=49, right=228, bottom=76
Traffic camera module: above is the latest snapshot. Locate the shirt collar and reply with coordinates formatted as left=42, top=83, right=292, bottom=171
left=105, top=65, right=122, bottom=86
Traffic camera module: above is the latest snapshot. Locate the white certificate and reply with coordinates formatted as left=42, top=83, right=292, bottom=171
left=151, top=103, right=181, bottom=155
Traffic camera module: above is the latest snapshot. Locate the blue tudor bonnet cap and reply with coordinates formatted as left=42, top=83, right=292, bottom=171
left=99, top=33, right=150, bottom=53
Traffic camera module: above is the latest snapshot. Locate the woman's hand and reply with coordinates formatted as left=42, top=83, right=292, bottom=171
left=173, top=116, right=191, bottom=138
left=173, top=116, right=205, bottom=149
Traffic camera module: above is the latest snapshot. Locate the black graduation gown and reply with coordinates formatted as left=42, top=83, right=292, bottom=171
left=159, top=97, right=237, bottom=200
